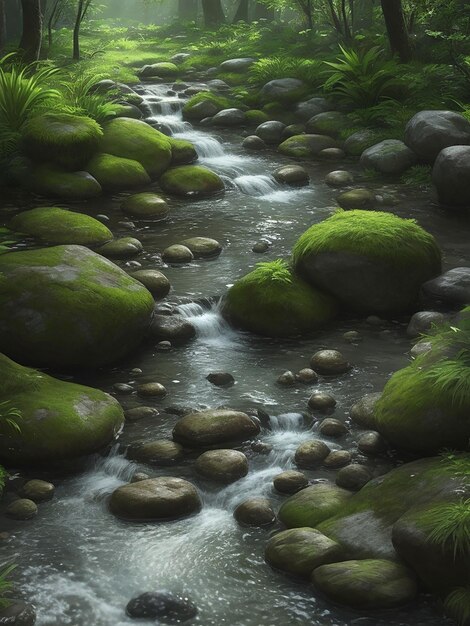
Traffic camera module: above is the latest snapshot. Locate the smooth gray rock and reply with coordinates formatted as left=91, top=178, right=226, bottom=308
left=404, top=110, right=470, bottom=162
left=360, top=140, right=417, bottom=175
left=422, top=267, right=470, bottom=305
left=432, top=145, right=470, bottom=207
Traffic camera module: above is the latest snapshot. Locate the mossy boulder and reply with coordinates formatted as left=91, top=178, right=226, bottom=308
left=86, top=153, right=151, bottom=190
left=26, top=164, right=102, bottom=200
left=278, top=134, right=338, bottom=158
left=21, top=112, right=103, bottom=170
left=245, top=110, right=269, bottom=126
left=360, top=139, right=418, bottom=175
left=306, top=111, right=350, bottom=137
left=265, top=528, right=344, bottom=577
left=182, top=92, right=231, bottom=121
left=0, top=245, right=155, bottom=368
left=139, top=62, right=180, bottom=78
left=159, top=165, right=224, bottom=197
left=344, top=129, right=381, bottom=156
left=121, top=193, right=169, bottom=220
left=279, top=483, right=352, bottom=529
left=8, top=207, right=112, bottom=246
left=312, top=560, right=417, bottom=609
left=222, top=260, right=337, bottom=337
left=101, top=117, right=172, bottom=178
left=0, top=353, right=124, bottom=465
left=170, top=138, right=198, bottom=165
left=293, top=210, right=441, bottom=316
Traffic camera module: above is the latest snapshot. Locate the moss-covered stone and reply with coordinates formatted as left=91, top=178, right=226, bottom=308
left=278, top=134, right=338, bottom=158
left=26, top=164, right=102, bottom=200
left=279, top=483, right=352, bottom=528
left=265, top=528, right=344, bottom=577
left=112, top=103, right=142, bottom=119
left=312, top=560, right=417, bottom=609
left=0, top=245, right=154, bottom=368
left=21, top=112, right=103, bottom=170
left=121, top=193, right=169, bottom=219
left=245, top=109, right=270, bottom=125
left=139, top=62, right=180, bottom=78
left=101, top=117, right=172, bottom=178
left=173, top=409, right=260, bottom=448
left=344, top=129, right=382, bottom=157
left=86, top=153, right=150, bottom=190
left=293, top=210, right=441, bottom=315
left=222, top=260, right=337, bottom=338
left=8, top=207, right=112, bottom=246
left=159, top=165, right=224, bottom=197
left=0, top=353, right=124, bottom=465
left=170, top=138, right=198, bottom=165
left=337, top=188, right=376, bottom=211
left=182, top=92, right=231, bottom=121
left=306, top=111, right=350, bottom=137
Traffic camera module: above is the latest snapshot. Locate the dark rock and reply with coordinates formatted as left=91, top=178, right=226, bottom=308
left=404, top=110, right=470, bottom=162
left=234, top=497, right=275, bottom=527
left=206, top=372, right=235, bottom=387
left=126, top=591, right=197, bottom=622
left=421, top=267, right=470, bottom=305
left=336, top=464, right=372, bottom=491
left=148, top=315, right=196, bottom=346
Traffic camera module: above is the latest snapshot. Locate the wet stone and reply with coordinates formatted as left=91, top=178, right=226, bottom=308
left=310, top=350, right=351, bottom=375
left=206, top=372, right=235, bottom=387
left=323, top=450, right=352, bottom=468
left=252, top=240, right=270, bottom=253
left=127, top=440, right=185, bottom=466
left=308, top=392, right=337, bottom=412
left=251, top=440, right=273, bottom=455
left=318, top=418, right=347, bottom=438
left=125, top=406, right=159, bottom=421
left=295, top=440, right=331, bottom=469
left=343, top=330, right=361, bottom=343
left=273, top=470, right=309, bottom=494
left=277, top=371, right=296, bottom=386
left=358, top=431, right=388, bottom=456
left=5, top=499, right=38, bottom=520
left=131, top=472, right=151, bottom=483
left=126, top=591, right=197, bottom=622
left=162, top=244, right=193, bottom=264
left=137, top=382, right=167, bottom=398
left=195, top=449, right=248, bottom=484
left=325, top=170, right=354, bottom=187
left=97, top=237, right=143, bottom=259
left=296, top=368, right=319, bottom=384
left=242, top=135, right=266, bottom=151
left=19, top=479, right=55, bottom=503
left=157, top=341, right=172, bottom=351
left=234, top=497, right=276, bottom=527
left=0, top=602, right=36, bottom=626
left=113, top=383, right=133, bottom=394
left=129, top=269, right=170, bottom=299
left=336, top=464, right=372, bottom=491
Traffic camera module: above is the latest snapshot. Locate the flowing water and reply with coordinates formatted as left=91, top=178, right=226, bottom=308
left=1, top=81, right=468, bottom=626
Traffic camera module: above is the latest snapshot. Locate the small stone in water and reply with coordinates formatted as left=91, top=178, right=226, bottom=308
left=296, top=368, right=318, bottom=384
left=358, top=431, right=388, bottom=456
left=19, top=479, right=55, bottom=503
left=318, top=418, right=348, bottom=438
left=308, top=392, right=337, bottom=412
left=277, top=371, right=296, bottom=386
left=295, top=440, right=331, bottom=469
left=126, top=591, right=197, bottom=621
left=129, top=368, right=143, bottom=375
left=234, top=498, right=276, bottom=527
left=252, top=241, right=270, bottom=253
left=206, top=372, right=235, bottom=387
left=251, top=440, right=273, bottom=455
left=113, top=383, right=134, bottom=394
left=125, top=406, right=159, bottom=421
left=323, top=450, right=352, bottom=468
left=5, top=498, right=38, bottom=520
left=96, top=214, right=110, bottom=222
left=137, top=382, right=167, bottom=397
left=131, top=472, right=150, bottom=483
left=273, top=470, right=308, bottom=494
left=156, top=340, right=172, bottom=352
left=310, top=350, right=351, bottom=375
left=336, top=464, right=372, bottom=491
left=343, top=330, right=361, bottom=343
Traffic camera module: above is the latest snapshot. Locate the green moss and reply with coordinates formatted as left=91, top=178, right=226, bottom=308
left=86, top=152, right=151, bottom=190
left=101, top=117, right=172, bottom=178
left=169, top=138, right=198, bottom=165
left=139, top=61, right=180, bottom=77
left=223, top=260, right=337, bottom=337
left=245, top=109, right=269, bottom=125
left=0, top=352, right=124, bottom=465
left=8, top=207, right=112, bottom=246
left=182, top=91, right=232, bottom=117
left=112, top=103, right=142, bottom=119
left=279, top=483, right=352, bottom=528
left=27, top=164, right=102, bottom=200
left=0, top=245, right=155, bottom=368
left=159, top=165, right=224, bottom=197
left=292, top=210, right=441, bottom=270
left=278, top=134, right=338, bottom=158
left=216, top=72, right=247, bottom=86
left=21, top=113, right=103, bottom=170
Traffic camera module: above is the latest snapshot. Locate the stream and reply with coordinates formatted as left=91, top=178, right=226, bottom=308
left=1, top=82, right=468, bottom=626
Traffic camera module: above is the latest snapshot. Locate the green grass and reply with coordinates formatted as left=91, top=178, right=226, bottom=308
left=421, top=353, right=470, bottom=409
left=422, top=500, right=470, bottom=558
left=445, top=587, right=470, bottom=626
left=401, top=165, right=433, bottom=187
left=0, top=563, right=16, bottom=608
left=292, top=210, right=442, bottom=270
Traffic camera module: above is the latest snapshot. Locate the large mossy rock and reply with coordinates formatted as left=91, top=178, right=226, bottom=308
left=159, top=165, right=224, bottom=197
left=21, top=112, right=103, bottom=170
left=86, top=153, right=150, bottom=190
left=292, top=210, right=441, bottom=316
left=404, top=110, right=470, bottom=163
left=278, top=134, right=338, bottom=158
left=172, top=409, right=260, bottom=448
left=170, top=138, right=198, bottom=165
left=373, top=321, right=470, bottom=454
left=317, top=457, right=470, bottom=561
left=222, top=260, right=337, bottom=338
left=182, top=92, right=231, bottom=121
left=26, top=164, right=102, bottom=200
left=265, top=528, right=344, bottom=577
left=0, top=353, right=124, bottom=465
left=306, top=111, right=350, bottom=137
left=278, top=483, right=352, bottom=529
left=109, top=477, right=201, bottom=521
left=9, top=207, right=112, bottom=246
left=0, top=245, right=155, bottom=368
left=101, top=117, right=172, bottom=178
left=312, top=559, right=417, bottom=609
left=138, top=62, right=180, bottom=78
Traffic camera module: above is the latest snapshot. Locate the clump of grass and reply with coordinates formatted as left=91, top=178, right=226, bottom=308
left=0, top=563, right=16, bottom=608
left=421, top=353, right=470, bottom=409
left=440, top=451, right=470, bottom=482
left=422, top=499, right=470, bottom=558
left=250, top=259, right=293, bottom=286
left=401, top=165, right=432, bottom=187
left=0, top=400, right=21, bottom=433
left=249, top=56, right=322, bottom=88
left=445, top=587, right=470, bottom=626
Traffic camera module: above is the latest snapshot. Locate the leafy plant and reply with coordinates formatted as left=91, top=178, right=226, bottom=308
left=323, top=46, right=402, bottom=107
left=401, top=165, right=433, bottom=186
left=249, top=55, right=322, bottom=87
left=0, top=401, right=21, bottom=433
left=57, top=69, right=118, bottom=124
left=445, top=587, right=470, bottom=626
left=0, top=563, right=16, bottom=608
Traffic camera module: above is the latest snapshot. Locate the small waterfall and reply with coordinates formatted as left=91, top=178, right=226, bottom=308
left=269, top=412, right=306, bottom=432
left=77, top=446, right=136, bottom=501
left=177, top=302, right=234, bottom=344
left=233, top=174, right=281, bottom=197
left=175, top=130, right=225, bottom=158
left=149, top=115, right=191, bottom=134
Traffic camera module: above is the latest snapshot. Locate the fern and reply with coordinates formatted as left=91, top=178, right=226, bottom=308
left=0, top=563, right=16, bottom=609
left=0, top=401, right=21, bottom=433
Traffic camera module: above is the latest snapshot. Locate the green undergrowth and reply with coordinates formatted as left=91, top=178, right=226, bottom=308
left=292, top=210, right=441, bottom=270
left=445, top=587, right=470, bottom=626
left=421, top=499, right=470, bottom=558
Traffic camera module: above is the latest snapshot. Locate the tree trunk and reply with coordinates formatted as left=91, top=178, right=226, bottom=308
left=201, top=0, right=225, bottom=27
left=381, top=0, right=412, bottom=62
left=234, top=0, right=249, bottom=22
left=178, top=0, right=197, bottom=21
left=0, top=0, right=6, bottom=54
left=254, top=1, right=273, bottom=20
left=19, top=0, right=42, bottom=61
left=73, top=4, right=80, bottom=60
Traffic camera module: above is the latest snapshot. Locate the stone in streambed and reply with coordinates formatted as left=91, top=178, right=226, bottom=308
left=360, top=140, right=417, bottom=175
left=242, top=135, right=266, bottom=151
left=404, top=110, right=470, bottom=163
left=19, top=479, right=55, bottom=502
left=148, top=315, right=196, bottom=346
left=234, top=497, right=275, bottom=527
left=279, top=483, right=352, bottom=528
left=125, top=407, right=159, bottom=421
left=350, top=393, right=381, bottom=429
left=358, top=431, right=388, bottom=456
left=86, top=153, right=150, bottom=191
left=295, top=440, right=330, bottom=468
left=109, top=477, right=201, bottom=521
left=406, top=311, right=446, bottom=338
left=325, top=170, right=354, bottom=187
left=159, top=166, right=224, bottom=197
left=296, top=368, right=318, bottom=384
left=97, top=237, right=143, bottom=259
left=318, top=418, right=347, bottom=438
left=310, top=350, right=350, bottom=375
left=421, top=267, right=470, bottom=306
left=273, top=470, right=308, bottom=494
left=173, top=409, right=260, bottom=448
left=129, top=269, right=170, bottom=299
left=127, top=440, right=184, bottom=466
left=5, top=499, right=38, bottom=520
left=255, top=121, right=286, bottom=145
left=162, top=245, right=193, bottom=264
left=0, top=602, right=36, bottom=625
left=336, top=464, right=372, bottom=491
left=277, top=371, right=296, bottom=386
left=308, top=392, right=337, bottom=412
left=195, top=449, right=248, bottom=483
left=206, top=372, right=235, bottom=387
left=121, top=193, right=169, bottom=220
left=180, top=237, right=222, bottom=258
left=266, top=528, right=343, bottom=577
left=278, top=134, right=338, bottom=158
left=126, top=591, right=197, bottom=622
left=337, top=188, right=376, bottom=211
left=137, top=382, right=167, bottom=398
left=273, top=165, right=309, bottom=186
left=323, top=450, right=351, bottom=468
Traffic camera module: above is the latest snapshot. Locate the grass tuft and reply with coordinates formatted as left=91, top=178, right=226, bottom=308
left=445, top=587, right=470, bottom=626
left=422, top=500, right=470, bottom=559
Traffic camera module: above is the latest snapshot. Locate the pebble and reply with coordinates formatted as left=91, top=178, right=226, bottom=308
left=19, top=479, right=55, bottom=502
left=323, top=450, right=352, bottom=468
left=277, top=371, right=296, bottom=386
left=343, top=330, right=361, bottom=343
left=206, top=372, right=235, bottom=387
left=113, top=383, right=134, bottom=394
left=357, top=431, right=388, bottom=456
left=318, top=418, right=348, bottom=438
left=310, top=350, right=351, bottom=375
left=5, top=498, right=38, bottom=520
left=308, top=392, right=337, bottom=412
left=125, top=407, right=159, bottom=421
left=296, top=368, right=318, bottom=384
left=336, top=464, right=372, bottom=491
left=273, top=470, right=308, bottom=494
left=137, top=383, right=167, bottom=398
left=252, top=241, right=270, bottom=253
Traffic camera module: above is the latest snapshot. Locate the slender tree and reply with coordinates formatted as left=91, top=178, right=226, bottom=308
left=381, top=0, right=412, bottom=62
left=201, top=0, right=225, bottom=27
left=19, top=0, right=42, bottom=61
left=0, top=0, right=6, bottom=53
left=234, top=0, right=249, bottom=22
left=73, top=0, right=92, bottom=60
